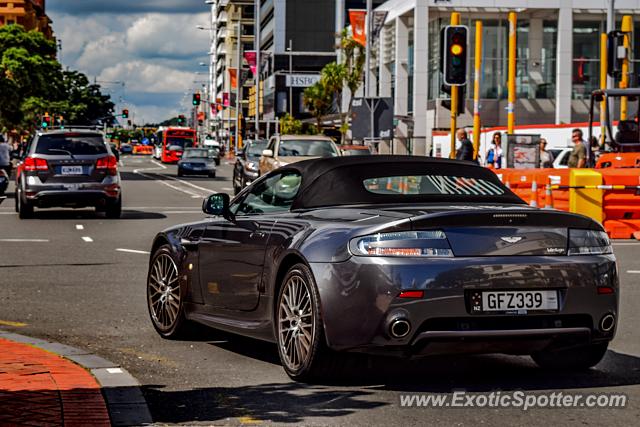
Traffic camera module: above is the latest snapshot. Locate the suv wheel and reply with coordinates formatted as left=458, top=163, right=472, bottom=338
left=17, top=188, right=34, bottom=219
left=105, top=196, right=122, bottom=219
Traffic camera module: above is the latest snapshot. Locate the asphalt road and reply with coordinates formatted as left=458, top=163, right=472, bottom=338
left=1, top=155, right=640, bottom=426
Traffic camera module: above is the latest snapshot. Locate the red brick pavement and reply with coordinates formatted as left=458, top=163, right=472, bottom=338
left=0, top=338, right=111, bottom=426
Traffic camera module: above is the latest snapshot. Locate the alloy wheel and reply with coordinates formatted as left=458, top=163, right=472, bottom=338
left=148, top=253, right=181, bottom=331
left=278, top=274, right=314, bottom=371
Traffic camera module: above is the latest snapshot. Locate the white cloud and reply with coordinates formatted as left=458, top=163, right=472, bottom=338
left=50, top=10, right=210, bottom=123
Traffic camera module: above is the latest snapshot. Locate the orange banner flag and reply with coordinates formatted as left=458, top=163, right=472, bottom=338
left=229, top=68, right=237, bottom=89
left=349, top=10, right=367, bottom=47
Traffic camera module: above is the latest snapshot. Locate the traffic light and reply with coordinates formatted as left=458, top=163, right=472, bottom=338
left=177, top=114, right=186, bottom=125
left=193, top=93, right=201, bottom=106
left=440, top=83, right=465, bottom=116
left=607, top=30, right=626, bottom=78
left=41, top=112, right=51, bottom=129
left=442, top=25, right=468, bottom=86
left=122, top=109, right=129, bottom=119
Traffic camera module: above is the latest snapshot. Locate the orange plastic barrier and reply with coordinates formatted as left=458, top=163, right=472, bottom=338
left=133, top=145, right=153, bottom=155
left=495, top=167, right=640, bottom=239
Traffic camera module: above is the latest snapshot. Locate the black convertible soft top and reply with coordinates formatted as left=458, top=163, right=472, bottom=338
left=277, top=155, right=526, bottom=210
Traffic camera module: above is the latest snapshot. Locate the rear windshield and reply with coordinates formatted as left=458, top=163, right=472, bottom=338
left=364, top=175, right=505, bottom=196
left=184, top=149, right=215, bottom=159
left=35, top=135, right=107, bottom=156
left=278, top=140, right=338, bottom=157
left=343, top=149, right=372, bottom=156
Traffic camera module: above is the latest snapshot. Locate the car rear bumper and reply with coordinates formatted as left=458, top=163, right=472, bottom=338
left=309, top=254, right=619, bottom=356
left=179, top=165, right=215, bottom=174
left=26, top=188, right=120, bottom=208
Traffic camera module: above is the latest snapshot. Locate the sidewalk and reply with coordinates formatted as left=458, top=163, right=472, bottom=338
left=0, top=332, right=152, bottom=426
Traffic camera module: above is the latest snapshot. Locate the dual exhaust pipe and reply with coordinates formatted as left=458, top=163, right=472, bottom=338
left=387, top=312, right=411, bottom=339
left=600, top=314, right=616, bottom=333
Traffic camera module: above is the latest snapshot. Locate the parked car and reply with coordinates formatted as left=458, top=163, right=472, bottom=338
left=120, top=143, right=133, bottom=154
left=233, top=139, right=267, bottom=194
left=550, top=148, right=572, bottom=168
left=14, top=129, right=121, bottom=219
left=177, top=148, right=217, bottom=178
left=259, top=135, right=340, bottom=175
left=338, top=144, right=373, bottom=156
left=147, top=155, right=618, bottom=381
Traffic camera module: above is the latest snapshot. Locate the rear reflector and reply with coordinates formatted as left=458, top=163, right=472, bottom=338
left=399, top=290, right=424, bottom=299
left=597, top=287, right=615, bottom=295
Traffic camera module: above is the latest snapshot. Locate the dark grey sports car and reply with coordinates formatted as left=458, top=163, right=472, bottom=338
left=147, top=156, right=619, bottom=381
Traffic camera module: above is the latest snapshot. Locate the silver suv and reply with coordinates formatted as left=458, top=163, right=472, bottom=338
left=15, top=130, right=122, bottom=219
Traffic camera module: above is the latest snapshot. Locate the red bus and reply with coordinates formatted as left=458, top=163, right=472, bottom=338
left=156, top=127, right=197, bottom=163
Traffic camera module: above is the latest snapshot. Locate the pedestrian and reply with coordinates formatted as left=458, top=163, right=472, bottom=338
left=539, top=138, right=555, bottom=168
left=486, top=132, right=503, bottom=168
left=568, top=128, right=587, bottom=168
left=455, top=128, right=475, bottom=162
left=0, top=135, right=12, bottom=177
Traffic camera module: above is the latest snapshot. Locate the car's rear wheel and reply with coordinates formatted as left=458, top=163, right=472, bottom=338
left=17, top=188, right=33, bottom=219
left=105, top=196, right=122, bottom=219
left=147, top=245, right=191, bottom=339
left=177, top=169, right=183, bottom=177
left=531, top=342, right=609, bottom=370
left=276, top=263, right=338, bottom=381
left=208, top=172, right=216, bottom=178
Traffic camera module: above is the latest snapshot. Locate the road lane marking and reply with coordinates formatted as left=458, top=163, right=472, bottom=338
left=627, top=270, right=640, bottom=274
left=135, top=170, right=202, bottom=198
left=221, top=187, right=233, bottom=191
left=106, top=368, right=124, bottom=374
left=0, top=320, right=27, bottom=327
left=116, top=248, right=150, bottom=255
left=613, top=242, right=640, bottom=246
left=82, top=236, right=93, bottom=242
left=0, top=239, right=49, bottom=242
left=76, top=224, right=84, bottom=230
left=150, top=159, right=168, bottom=170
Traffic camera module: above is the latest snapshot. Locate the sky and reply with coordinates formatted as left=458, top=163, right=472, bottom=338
left=48, top=0, right=211, bottom=124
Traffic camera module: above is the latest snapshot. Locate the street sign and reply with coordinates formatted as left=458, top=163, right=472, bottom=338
left=351, top=98, right=394, bottom=140
left=285, top=74, right=321, bottom=88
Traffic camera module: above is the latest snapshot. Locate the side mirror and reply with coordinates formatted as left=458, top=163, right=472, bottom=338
left=202, top=193, right=233, bottom=221
left=262, top=149, right=273, bottom=158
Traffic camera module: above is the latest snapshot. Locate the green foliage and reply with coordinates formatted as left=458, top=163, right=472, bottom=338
left=279, top=113, right=303, bottom=135
left=0, top=25, right=114, bottom=135
left=303, top=80, right=333, bottom=130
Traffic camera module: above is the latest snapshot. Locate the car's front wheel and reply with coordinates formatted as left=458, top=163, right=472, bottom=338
left=147, top=245, right=191, bottom=339
left=531, top=342, right=609, bottom=370
left=276, top=263, right=339, bottom=381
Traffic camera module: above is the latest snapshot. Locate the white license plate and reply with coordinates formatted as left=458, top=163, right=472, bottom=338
left=61, top=166, right=83, bottom=175
left=481, top=290, right=558, bottom=311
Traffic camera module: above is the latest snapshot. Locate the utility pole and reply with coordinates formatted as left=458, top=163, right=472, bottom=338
left=366, top=0, right=374, bottom=144
left=255, top=0, right=261, bottom=137
left=236, top=19, right=242, bottom=154
left=288, top=39, right=293, bottom=116
left=607, top=0, right=615, bottom=90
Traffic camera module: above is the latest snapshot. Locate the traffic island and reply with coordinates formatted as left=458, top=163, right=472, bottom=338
left=0, top=330, right=152, bottom=426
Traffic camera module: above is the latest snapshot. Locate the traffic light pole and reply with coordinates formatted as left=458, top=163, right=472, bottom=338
left=507, top=11, right=516, bottom=135
left=449, top=12, right=460, bottom=160
left=620, top=15, right=633, bottom=120
left=600, top=33, right=608, bottom=146
left=472, top=20, right=482, bottom=161
left=236, top=19, right=242, bottom=154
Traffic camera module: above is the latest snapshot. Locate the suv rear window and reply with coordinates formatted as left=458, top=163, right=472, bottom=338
left=35, top=134, right=107, bottom=156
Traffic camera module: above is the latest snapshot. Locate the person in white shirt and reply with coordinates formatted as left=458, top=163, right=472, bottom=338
left=486, top=132, right=503, bottom=168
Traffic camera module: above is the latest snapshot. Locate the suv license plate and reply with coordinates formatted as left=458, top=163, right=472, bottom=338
left=478, top=290, right=558, bottom=312
left=61, top=166, right=83, bottom=175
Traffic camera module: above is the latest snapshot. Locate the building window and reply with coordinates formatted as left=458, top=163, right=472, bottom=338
left=572, top=20, right=602, bottom=99
left=408, top=29, right=414, bottom=114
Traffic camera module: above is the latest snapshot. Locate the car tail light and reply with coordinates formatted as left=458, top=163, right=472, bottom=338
left=568, top=229, right=612, bottom=255
left=350, top=230, right=453, bottom=257
left=399, top=290, right=424, bottom=298
left=96, top=155, right=118, bottom=176
left=24, top=157, right=49, bottom=172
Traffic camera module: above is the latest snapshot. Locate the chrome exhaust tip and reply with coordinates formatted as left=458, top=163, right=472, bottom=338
left=389, top=318, right=411, bottom=338
left=600, top=314, right=616, bottom=333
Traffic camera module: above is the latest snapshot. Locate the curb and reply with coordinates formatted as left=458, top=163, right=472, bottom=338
left=0, top=330, right=153, bottom=426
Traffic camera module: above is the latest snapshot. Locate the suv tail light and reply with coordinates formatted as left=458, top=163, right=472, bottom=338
left=24, top=157, right=49, bottom=172
left=96, top=155, right=118, bottom=176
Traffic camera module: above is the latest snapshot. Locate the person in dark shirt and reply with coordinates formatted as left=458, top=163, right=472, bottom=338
left=455, top=129, right=475, bottom=162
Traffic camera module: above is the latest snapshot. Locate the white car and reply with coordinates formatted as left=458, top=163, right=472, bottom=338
left=550, top=148, right=572, bottom=169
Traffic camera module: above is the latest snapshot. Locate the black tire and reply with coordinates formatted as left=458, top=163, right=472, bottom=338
left=14, top=189, right=19, bottom=213
left=275, top=263, right=340, bottom=382
left=147, top=245, right=192, bottom=339
left=105, top=196, right=122, bottom=219
left=177, top=170, right=183, bottom=177
left=532, top=342, right=609, bottom=370
left=215, top=159, right=221, bottom=166
left=232, top=171, right=241, bottom=195
left=208, top=172, right=216, bottom=179
left=17, top=188, right=34, bottom=219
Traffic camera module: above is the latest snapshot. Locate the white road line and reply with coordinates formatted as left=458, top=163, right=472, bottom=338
left=0, top=239, right=49, bottom=243
left=82, top=236, right=93, bottom=243
left=613, top=242, right=640, bottom=246
left=76, top=225, right=84, bottom=230
left=221, top=187, right=233, bottom=191
left=150, top=159, right=168, bottom=170
left=116, top=248, right=150, bottom=255
left=135, top=170, right=202, bottom=198
left=627, top=270, right=640, bottom=274
left=161, top=210, right=205, bottom=214
left=0, top=212, right=16, bottom=215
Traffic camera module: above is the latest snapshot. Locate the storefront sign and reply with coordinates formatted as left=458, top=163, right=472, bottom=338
left=285, top=74, right=321, bottom=88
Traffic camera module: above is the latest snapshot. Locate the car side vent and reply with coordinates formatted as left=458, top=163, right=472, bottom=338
left=492, top=213, right=528, bottom=219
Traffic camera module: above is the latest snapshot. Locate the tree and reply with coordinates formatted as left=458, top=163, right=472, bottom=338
left=339, top=29, right=366, bottom=141
left=279, top=113, right=303, bottom=135
left=303, top=80, right=333, bottom=131
left=0, top=25, right=114, bottom=137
